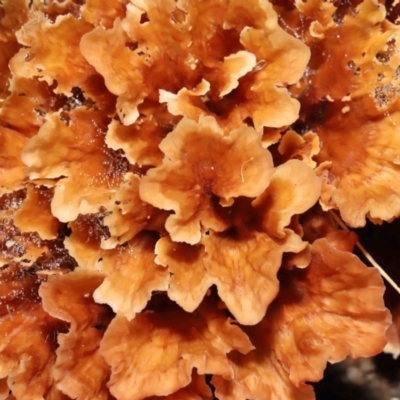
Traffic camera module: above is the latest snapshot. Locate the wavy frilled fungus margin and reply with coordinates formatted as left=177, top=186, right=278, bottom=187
left=40, top=269, right=114, bottom=400
left=0, top=0, right=396, bottom=398
left=276, top=0, right=400, bottom=227
left=213, top=238, right=390, bottom=400
left=101, top=294, right=253, bottom=400
left=80, top=0, right=309, bottom=130
left=140, top=116, right=274, bottom=244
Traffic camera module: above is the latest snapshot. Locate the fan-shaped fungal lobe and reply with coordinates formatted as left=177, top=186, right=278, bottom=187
left=213, top=239, right=390, bottom=400
left=140, top=116, right=273, bottom=244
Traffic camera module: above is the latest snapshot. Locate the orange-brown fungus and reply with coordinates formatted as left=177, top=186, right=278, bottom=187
left=0, top=77, right=65, bottom=140
left=251, top=159, right=321, bottom=238
left=140, top=116, right=274, bottom=244
left=105, top=118, right=167, bottom=168
left=0, top=127, right=28, bottom=195
left=101, top=172, right=163, bottom=249
left=0, top=263, right=68, bottom=399
left=13, top=184, right=60, bottom=240
left=278, top=130, right=320, bottom=168
left=0, top=192, right=48, bottom=268
left=10, top=12, right=96, bottom=96
left=0, top=0, right=396, bottom=398
left=385, top=303, right=400, bottom=358
left=0, top=0, right=29, bottom=100
left=147, top=370, right=213, bottom=400
left=22, top=109, right=128, bottom=223
left=80, top=0, right=308, bottom=129
left=93, top=232, right=170, bottom=320
left=40, top=269, right=114, bottom=400
left=277, top=0, right=400, bottom=226
left=156, top=228, right=305, bottom=325
left=100, top=295, right=253, bottom=400
left=81, top=0, right=128, bottom=29
left=213, top=239, right=390, bottom=400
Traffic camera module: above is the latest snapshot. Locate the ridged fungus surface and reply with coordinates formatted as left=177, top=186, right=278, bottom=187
left=0, top=0, right=396, bottom=399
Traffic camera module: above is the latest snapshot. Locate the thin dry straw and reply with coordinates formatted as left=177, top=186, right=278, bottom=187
left=329, top=210, right=400, bottom=296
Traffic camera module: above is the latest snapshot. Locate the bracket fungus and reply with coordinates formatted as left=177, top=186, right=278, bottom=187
left=0, top=0, right=397, bottom=399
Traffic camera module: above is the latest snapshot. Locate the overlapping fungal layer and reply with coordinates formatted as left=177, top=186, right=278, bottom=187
left=275, top=0, right=400, bottom=227
left=0, top=0, right=394, bottom=399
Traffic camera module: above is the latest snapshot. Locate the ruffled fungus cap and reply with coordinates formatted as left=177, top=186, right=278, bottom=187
left=140, top=116, right=274, bottom=244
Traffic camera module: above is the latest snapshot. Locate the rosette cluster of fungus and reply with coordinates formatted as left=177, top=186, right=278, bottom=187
left=0, top=0, right=397, bottom=399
